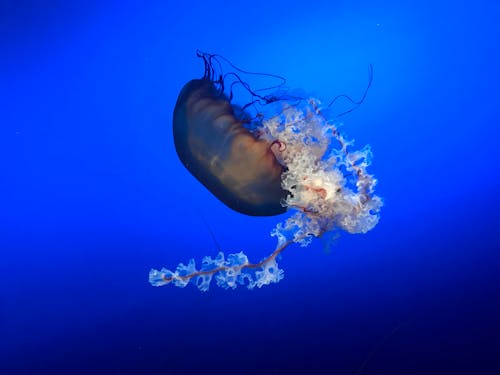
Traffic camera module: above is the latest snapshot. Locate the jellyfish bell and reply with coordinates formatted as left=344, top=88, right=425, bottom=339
left=173, top=76, right=288, bottom=216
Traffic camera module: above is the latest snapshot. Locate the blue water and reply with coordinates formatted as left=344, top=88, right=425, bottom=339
left=2, top=1, right=499, bottom=374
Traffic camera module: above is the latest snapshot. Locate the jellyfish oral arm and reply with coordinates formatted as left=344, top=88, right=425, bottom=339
left=149, top=239, right=293, bottom=291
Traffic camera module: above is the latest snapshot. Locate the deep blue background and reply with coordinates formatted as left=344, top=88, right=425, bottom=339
left=1, top=1, right=499, bottom=374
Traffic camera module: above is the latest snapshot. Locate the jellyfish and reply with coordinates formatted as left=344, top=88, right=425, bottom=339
left=149, top=51, right=383, bottom=291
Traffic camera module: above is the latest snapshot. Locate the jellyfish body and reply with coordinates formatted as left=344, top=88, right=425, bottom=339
left=150, top=52, right=382, bottom=291
left=173, top=78, right=287, bottom=216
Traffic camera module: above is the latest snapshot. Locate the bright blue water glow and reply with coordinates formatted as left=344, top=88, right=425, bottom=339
left=1, top=1, right=499, bottom=374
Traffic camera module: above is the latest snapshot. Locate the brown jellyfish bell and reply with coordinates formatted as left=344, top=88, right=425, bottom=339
left=173, top=77, right=288, bottom=216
